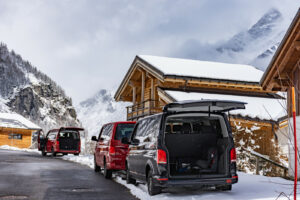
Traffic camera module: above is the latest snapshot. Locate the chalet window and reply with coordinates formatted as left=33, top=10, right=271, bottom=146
left=8, top=133, right=22, bottom=140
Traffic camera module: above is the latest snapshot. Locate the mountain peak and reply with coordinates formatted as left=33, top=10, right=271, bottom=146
left=217, top=8, right=282, bottom=53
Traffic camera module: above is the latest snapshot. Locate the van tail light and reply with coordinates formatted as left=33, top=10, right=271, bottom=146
left=109, top=146, right=116, bottom=154
left=157, top=149, right=167, bottom=164
left=78, top=141, right=81, bottom=151
left=230, top=148, right=236, bottom=162
left=56, top=140, right=60, bottom=149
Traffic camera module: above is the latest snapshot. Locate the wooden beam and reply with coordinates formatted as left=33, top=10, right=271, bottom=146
left=129, top=80, right=140, bottom=87
left=294, top=40, right=300, bottom=51
left=132, top=86, right=136, bottom=105
left=151, top=78, right=154, bottom=100
left=141, top=71, right=145, bottom=103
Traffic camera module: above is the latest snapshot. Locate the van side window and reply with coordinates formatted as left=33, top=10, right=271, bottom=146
left=48, top=131, right=57, bottom=140
left=135, top=119, right=149, bottom=138
left=134, top=116, right=160, bottom=144
left=101, top=124, right=113, bottom=141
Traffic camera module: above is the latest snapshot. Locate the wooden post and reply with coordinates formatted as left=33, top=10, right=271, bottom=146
left=132, top=86, right=136, bottom=106
left=141, top=71, right=145, bottom=105
left=151, top=78, right=154, bottom=109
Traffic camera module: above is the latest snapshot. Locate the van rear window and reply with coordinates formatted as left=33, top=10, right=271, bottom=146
left=115, top=124, right=135, bottom=140
left=58, top=130, right=79, bottom=140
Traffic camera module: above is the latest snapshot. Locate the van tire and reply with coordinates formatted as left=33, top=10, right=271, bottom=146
left=126, top=165, right=136, bottom=184
left=94, top=156, right=100, bottom=172
left=103, top=161, right=112, bottom=179
left=147, top=170, right=161, bottom=196
left=74, top=153, right=79, bottom=156
left=51, top=148, right=56, bottom=157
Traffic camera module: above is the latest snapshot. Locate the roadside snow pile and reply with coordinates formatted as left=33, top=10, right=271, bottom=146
left=0, top=145, right=39, bottom=153
left=62, top=154, right=94, bottom=169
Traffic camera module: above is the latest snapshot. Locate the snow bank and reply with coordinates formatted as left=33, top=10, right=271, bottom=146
left=0, top=145, right=39, bottom=153
left=139, top=55, right=263, bottom=83
left=61, top=154, right=94, bottom=169
left=166, top=90, right=286, bottom=121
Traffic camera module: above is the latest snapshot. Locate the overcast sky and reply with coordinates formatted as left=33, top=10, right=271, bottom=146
left=0, top=0, right=298, bottom=103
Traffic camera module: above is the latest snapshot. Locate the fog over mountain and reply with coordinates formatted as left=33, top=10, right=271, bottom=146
left=175, top=8, right=290, bottom=71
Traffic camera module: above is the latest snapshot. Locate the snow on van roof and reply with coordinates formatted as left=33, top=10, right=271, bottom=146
left=0, top=113, right=41, bottom=130
left=165, top=90, right=287, bottom=121
left=138, top=55, right=263, bottom=83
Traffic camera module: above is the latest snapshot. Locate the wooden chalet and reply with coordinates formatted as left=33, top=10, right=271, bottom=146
left=0, top=113, right=41, bottom=148
left=114, top=55, right=287, bottom=162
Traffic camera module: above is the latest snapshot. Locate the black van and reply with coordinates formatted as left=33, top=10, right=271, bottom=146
left=122, top=100, right=245, bottom=195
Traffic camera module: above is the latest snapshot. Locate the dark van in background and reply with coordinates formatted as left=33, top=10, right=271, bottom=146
left=38, top=127, right=84, bottom=156
left=123, top=100, right=245, bottom=195
left=92, top=121, right=136, bottom=179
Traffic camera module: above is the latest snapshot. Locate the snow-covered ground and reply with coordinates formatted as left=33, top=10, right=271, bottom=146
left=0, top=145, right=294, bottom=200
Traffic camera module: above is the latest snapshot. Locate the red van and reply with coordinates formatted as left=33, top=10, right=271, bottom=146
left=38, top=127, right=84, bottom=156
left=91, top=121, right=136, bottom=179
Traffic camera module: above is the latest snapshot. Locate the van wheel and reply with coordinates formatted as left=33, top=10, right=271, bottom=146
left=51, top=148, right=56, bottom=157
left=74, top=153, right=79, bottom=156
left=103, top=161, right=112, bottom=179
left=94, top=156, right=100, bottom=172
left=126, top=165, right=136, bottom=184
left=217, top=185, right=232, bottom=191
left=147, top=170, right=161, bottom=196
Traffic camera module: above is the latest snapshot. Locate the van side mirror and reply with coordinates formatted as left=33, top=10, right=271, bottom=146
left=121, top=137, right=130, bottom=144
left=91, top=136, right=97, bottom=141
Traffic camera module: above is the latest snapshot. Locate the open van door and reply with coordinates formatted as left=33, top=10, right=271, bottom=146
left=37, top=130, right=46, bottom=151
left=163, top=100, right=246, bottom=113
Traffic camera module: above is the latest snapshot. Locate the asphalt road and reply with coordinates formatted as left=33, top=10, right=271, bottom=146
left=0, top=149, right=137, bottom=200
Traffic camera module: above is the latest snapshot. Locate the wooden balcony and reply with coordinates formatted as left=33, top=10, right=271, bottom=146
left=126, top=100, right=163, bottom=121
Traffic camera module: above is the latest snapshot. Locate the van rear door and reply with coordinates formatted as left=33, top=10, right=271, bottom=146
left=163, top=100, right=246, bottom=113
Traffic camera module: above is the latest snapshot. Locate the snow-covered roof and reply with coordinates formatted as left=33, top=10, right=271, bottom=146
left=0, top=113, right=41, bottom=130
left=165, top=90, right=287, bottom=121
left=139, top=55, right=263, bottom=83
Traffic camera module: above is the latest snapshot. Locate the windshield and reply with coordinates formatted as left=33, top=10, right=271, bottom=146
left=114, top=123, right=135, bottom=140
left=58, top=130, right=80, bottom=140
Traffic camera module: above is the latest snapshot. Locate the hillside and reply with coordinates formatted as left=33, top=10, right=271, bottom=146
left=0, top=43, right=80, bottom=131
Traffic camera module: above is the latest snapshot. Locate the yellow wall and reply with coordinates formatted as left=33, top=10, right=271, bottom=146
left=0, top=127, right=33, bottom=148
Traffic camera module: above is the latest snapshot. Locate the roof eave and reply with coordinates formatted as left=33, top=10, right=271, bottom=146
left=260, top=8, right=300, bottom=88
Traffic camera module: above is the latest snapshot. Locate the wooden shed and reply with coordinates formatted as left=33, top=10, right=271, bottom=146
left=0, top=113, right=41, bottom=148
left=114, top=55, right=287, bottom=162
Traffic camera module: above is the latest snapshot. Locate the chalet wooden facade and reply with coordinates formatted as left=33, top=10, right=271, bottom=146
left=0, top=113, right=41, bottom=148
left=114, top=55, right=287, bottom=162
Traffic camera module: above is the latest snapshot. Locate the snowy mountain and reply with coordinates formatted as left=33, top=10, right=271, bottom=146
left=179, top=8, right=289, bottom=71
left=0, top=43, right=80, bottom=132
left=76, top=89, right=130, bottom=137
left=216, top=8, right=286, bottom=70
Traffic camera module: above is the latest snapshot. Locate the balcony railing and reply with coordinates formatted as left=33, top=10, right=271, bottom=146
left=126, top=100, right=163, bottom=121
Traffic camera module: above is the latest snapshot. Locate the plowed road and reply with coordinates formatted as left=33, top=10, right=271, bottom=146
left=0, top=149, right=137, bottom=200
